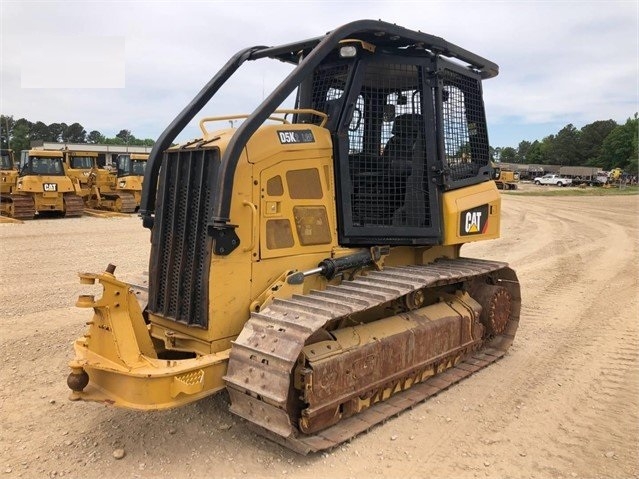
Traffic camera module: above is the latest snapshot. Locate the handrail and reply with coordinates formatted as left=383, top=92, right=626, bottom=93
left=198, top=109, right=328, bottom=136
left=139, top=45, right=266, bottom=225
left=241, top=201, right=258, bottom=252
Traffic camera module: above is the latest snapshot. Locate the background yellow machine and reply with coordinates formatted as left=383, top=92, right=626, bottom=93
left=76, top=152, right=139, bottom=213
left=2, top=149, right=83, bottom=218
left=0, top=149, right=34, bottom=218
left=110, top=152, right=147, bottom=210
left=492, top=163, right=520, bottom=190
left=68, top=20, right=520, bottom=453
left=61, top=150, right=99, bottom=199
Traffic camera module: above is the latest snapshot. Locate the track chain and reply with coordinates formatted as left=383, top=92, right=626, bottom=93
left=224, top=257, right=520, bottom=453
left=63, top=194, right=85, bottom=217
left=107, top=192, right=137, bottom=213
left=1, top=194, right=36, bottom=219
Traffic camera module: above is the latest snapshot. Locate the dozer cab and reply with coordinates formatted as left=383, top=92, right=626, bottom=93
left=68, top=20, right=520, bottom=453
left=6, top=149, right=83, bottom=218
left=62, top=150, right=100, bottom=199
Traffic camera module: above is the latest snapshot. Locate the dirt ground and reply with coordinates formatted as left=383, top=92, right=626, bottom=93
left=1, top=192, right=638, bottom=479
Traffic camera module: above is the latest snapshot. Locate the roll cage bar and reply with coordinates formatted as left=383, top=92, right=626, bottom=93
left=139, top=19, right=499, bottom=246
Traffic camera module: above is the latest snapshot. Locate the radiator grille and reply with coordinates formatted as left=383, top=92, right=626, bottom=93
left=147, top=148, right=219, bottom=328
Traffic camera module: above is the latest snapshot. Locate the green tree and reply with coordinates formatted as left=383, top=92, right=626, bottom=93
left=538, top=135, right=555, bottom=165
left=526, top=140, right=545, bottom=164
left=599, top=115, right=639, bottom=174
left=87, top=130, right=105, bottom=144
left=48, top=123, right=67, bottom=142
left=578, top=120, right=617, bottom=166
left=10, top=119, right=31, bottom=152
left=29, top=121, right=52, bottom=142
left=552, top=124, right=581, bottom=165
left=103, top=136, right=125, bottom=145
left=500, top=146, right=517, bottom=163
left=516, top=140, right=532, bottom=163
left=115, top=129, right=133, bottom=144
left=64, top=122, right=87, bottom=143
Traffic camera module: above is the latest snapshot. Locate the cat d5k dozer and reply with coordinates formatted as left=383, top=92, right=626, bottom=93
left=68, top=20, right=520, bottom=454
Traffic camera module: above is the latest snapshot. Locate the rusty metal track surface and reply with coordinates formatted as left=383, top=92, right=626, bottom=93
left=1, top=194, right=36, bottom=219
left=108, top=192, right=137, bottom=213
left=63, top=194, right=85, bottom=217
left=224, top=257, right=520, bottom=453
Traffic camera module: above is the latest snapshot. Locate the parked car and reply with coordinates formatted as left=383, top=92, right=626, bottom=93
left=533, top=174, right=572, bottom=187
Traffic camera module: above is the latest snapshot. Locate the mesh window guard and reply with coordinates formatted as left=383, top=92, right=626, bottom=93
left=441, top=70, right=489, bottom=182
left=347, top=62, right=430, bottom=229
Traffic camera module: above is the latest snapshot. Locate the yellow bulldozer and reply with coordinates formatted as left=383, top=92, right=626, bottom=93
left=2, top=149, right=83, bottom=218
left=61, top=150, right=100, bottom=199
left=67, top=20, right=520, bottom=453
left=78, top=152, right=138, bottom=213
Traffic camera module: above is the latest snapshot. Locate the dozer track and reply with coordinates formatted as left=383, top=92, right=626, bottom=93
left=104, top=192, right=137, bottom=213
left=0, top=194, right=35, bottom=219
left=225, top=257, right=520, bottom=454
left=63, top=193, right=85, bottom=217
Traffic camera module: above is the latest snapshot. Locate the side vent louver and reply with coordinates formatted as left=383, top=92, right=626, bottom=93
left=147, top=148, right=220, bottom=328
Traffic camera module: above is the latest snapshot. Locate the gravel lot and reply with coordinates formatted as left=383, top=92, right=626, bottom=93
left=1, top=194, right=637, bottom=479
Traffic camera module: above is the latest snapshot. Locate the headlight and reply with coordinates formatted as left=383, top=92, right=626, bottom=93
left=339, top=45, right=357, bottom=58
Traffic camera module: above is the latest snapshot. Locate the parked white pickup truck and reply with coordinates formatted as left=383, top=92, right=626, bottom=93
left=533, top=174, right=572, bottom=187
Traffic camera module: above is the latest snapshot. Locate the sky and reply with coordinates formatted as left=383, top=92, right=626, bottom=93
left=1, top=1, right=637, bottom=148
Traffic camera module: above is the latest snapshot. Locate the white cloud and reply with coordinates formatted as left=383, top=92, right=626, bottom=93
left=1, top=1, right=637, bottom=146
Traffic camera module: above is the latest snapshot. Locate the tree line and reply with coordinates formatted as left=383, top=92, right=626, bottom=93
left=0, top=115, right=155, bottom=153
left=1, top=113, right=637, bottom=175
left=490, top=114, right=638, bottom=174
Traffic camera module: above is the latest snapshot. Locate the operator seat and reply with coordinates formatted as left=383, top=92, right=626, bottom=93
left=382, top=113, right=427, bottom=227
left=382, top=113, right=425, bottom=176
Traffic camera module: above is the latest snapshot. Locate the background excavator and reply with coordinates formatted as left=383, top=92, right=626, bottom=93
left=492, top=163, right=520, bottom=190
left=67, top=20, right=520, bottom=454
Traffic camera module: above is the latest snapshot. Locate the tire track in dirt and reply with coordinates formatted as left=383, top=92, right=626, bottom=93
left=1, top=194, right=637, bottom=479
left=383, top=195, right=639, bottom=479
